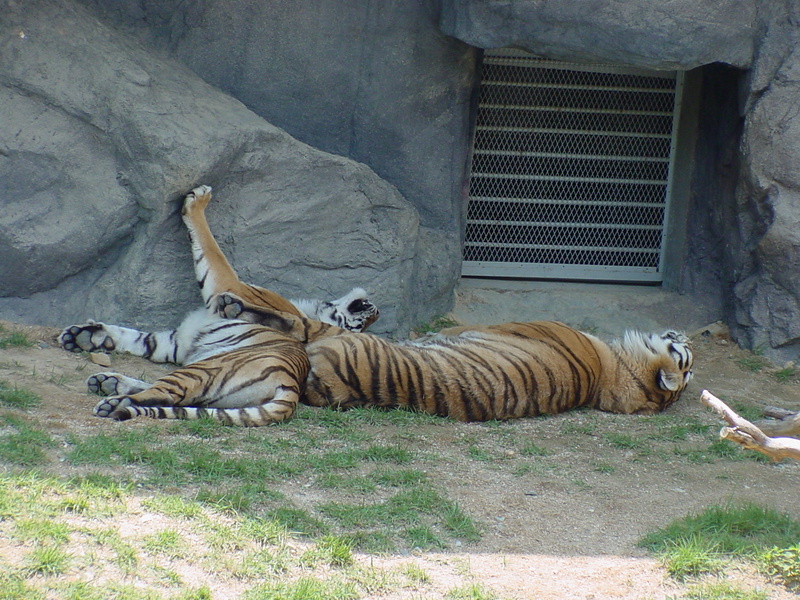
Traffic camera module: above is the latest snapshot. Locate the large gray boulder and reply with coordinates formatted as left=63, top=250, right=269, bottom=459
left=0, top=0, right=425, bottom=335
left=75, top=0, right=480, bottom=233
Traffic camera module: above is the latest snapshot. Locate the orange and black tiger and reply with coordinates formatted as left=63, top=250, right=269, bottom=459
left=61, top=185, right=693, bottom=425
left=218, top=293, right=694, bottom=420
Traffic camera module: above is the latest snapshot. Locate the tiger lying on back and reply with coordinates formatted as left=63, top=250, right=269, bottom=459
left=191, top=292, right=693, bottom=421
left=62, top=183, right=692, bottom=424
left=60, top=185, right=380, bottom=363
left=73, top=291, right=692, bottom=424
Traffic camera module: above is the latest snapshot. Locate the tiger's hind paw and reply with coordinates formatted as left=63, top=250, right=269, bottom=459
left=181, top=184, right=213, bottom=216
left=88, top=372, right=149, bottom=396
left=215, top=292, right=245, bottom=320
left=59, top=322, right=115, bottom=353
left=93, top=395, right=132, bottom=418
left=87, top=373, right=123, bottom=396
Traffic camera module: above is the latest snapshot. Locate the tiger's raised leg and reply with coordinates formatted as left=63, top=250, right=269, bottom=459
left=181, top=185, right=302, bottom=317
left=92, top=349, right=307, bottom=426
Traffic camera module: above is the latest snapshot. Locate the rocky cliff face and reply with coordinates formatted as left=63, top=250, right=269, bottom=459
left=3, top=0, right=800, bottom=361
left=0, top=0, right=429, bottom=335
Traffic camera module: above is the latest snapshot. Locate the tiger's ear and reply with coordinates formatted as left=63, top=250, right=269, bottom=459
left=657, top=369, right=682, bottom=391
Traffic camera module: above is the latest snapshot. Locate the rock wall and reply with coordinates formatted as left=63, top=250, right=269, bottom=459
left=0, top=0, right=425, bottom=335
left=733, top=17, right=800, bottom=359
left=69, top=0, right=476, bottom=329
left=440, top=0, right=755, bottom=70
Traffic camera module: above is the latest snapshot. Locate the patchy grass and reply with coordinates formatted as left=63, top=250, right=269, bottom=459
left=640, top=502, right=800, bottom=587
left=737, top=354, right=769, bottom=373
left=0, top=325, right=35, bottom=350
left=2, top=327, right=799, bottom=599
left=0, top=380, right=41, bottom=409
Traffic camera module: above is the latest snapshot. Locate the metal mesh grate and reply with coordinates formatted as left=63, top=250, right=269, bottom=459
left=462, top=50, right=683, bottom=281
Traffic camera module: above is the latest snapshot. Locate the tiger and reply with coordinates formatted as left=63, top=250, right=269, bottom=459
left=58, top=286, right=376, bottom=364
left=213, top=292, right=695, bottom=421
left=84, top=298, right=310, bottom=426
left=60, top=184, right=379, bottom=425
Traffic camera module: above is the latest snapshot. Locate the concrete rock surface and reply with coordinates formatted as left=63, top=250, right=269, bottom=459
left=0, top=0, right=431, bottom=335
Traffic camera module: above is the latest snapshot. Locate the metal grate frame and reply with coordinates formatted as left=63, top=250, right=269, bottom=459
left=462, top=49, right=684, bottom=282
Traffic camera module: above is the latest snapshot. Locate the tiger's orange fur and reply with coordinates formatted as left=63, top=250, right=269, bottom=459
left=182, top=185, right=301, bottom=316
left=182, top=185, right=379, bottom=331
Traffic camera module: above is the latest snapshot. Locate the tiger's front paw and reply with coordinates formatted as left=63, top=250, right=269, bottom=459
left=93, top=395, right=132, bottom=419
left=181, top=184, right=213, bottom=216
left=59, top=322, right=115, bottom=353
left=215, top=292, right=245, bottom=320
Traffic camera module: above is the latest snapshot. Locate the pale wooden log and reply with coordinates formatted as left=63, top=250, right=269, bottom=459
left=754, top=407, right=800, bottom=438
left=700, top=390, right=800, bottom=462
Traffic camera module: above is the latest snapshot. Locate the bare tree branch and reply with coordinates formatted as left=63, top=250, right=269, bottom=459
left=754, top=407, right=800, bottom=438
left=700, top=390, right=800, bottom=462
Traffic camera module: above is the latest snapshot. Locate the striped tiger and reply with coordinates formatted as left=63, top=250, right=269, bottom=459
left=85, top=307, right=309, bottom=426
left=58, top=284, right=376, bottom=364
left=218, top=292, right=694, bottom=420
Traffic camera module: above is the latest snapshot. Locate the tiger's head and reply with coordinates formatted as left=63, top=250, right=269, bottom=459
left=317, top=288, right=380, bottom=332
left=608, top=329, right=694, bottom=414
left=291, top=288, right=379, bottom=332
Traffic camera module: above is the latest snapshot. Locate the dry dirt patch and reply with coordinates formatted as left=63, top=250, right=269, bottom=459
left=0, top=321, right=798, bottom=599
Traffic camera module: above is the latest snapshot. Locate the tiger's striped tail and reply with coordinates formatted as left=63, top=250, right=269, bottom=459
left=103, top=396, right=300, bottom=427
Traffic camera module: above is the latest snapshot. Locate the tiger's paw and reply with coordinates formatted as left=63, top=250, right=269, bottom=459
left=59, top=322, right=115, bottom=353
left=181, top=184, right=213, bottom=217
left=87, top=373, right=123, bottom=396
left=215, top=292, right=245, bottom=320
left=88, top=372, right=149, bottom=396
left=93, top=395, right=132, bottom=419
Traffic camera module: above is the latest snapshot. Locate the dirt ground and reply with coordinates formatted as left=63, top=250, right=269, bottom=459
left=1, top=319, right=799, bottom=599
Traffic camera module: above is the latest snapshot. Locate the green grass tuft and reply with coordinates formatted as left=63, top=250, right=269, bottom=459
left=641, top=502, right=800, bottom=588
left=682, top=581, right=769, bottom=600
left=413, top=315, right=459, bottom=335
left=640, top=502, right=800, bottom=556
left=0, top=380, right=41, bottom=409
left=446, top=583, right=500, bottom=599
left=0, top=327, right=35, bottom=349
left=0, top=416, right=54, bottom=465
left=243, top=576, right=358, bottom=600
left=24, top=545, right=71, bottom=576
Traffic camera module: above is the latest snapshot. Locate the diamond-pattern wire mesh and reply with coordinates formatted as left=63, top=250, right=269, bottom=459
left=463, top=51, right=681, bottom=280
